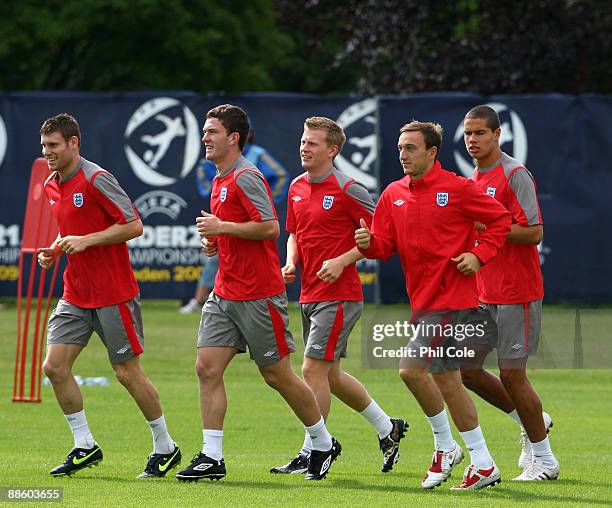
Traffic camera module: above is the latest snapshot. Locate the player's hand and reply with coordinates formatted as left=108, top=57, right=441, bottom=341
left=37, top=246, right=61, bottom=269
left=201, top=237, right=218, bottom=256
left=451, top=252, right=482, bottom=275
left=317, top=257, right=345, bottom=283
left=355, top=218, right=371, bottom=249
left=196, top=210, right=225, bottom=237
left=56, top=236, right=90, bottom=255
left=474, top=221, right=486, bottom=232
left=281, top=263, right=296, bottom=283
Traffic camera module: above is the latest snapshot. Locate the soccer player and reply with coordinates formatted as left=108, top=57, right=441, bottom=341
left=38, top=113, right=181, bottom=478
left=176, top=105, right=340, bottom=482
left=460, top=105, right=559, bottom=481
left=355, top=121, right=512, bottom=490
left=270, top=117, right=407, bottom=476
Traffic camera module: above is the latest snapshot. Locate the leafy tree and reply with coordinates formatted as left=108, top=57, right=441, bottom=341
left=0, top=0, right=291, bottom=92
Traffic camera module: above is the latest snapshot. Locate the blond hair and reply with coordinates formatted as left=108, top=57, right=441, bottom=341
left=304, top=116, right=346, bottom=155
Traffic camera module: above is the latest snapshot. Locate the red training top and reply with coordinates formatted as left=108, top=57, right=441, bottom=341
left=472, top=152, right=544, bottom=304
left=359, top=161, right=511, bottom=315
left=43, top=157, right=140, bottom=308
left=210, top=155, right=285, bottom=300
left=286, top=168, right=374, bottom=303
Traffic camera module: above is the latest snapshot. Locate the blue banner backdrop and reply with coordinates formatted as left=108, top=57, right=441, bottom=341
left=0, top=92, right=610, bottom=303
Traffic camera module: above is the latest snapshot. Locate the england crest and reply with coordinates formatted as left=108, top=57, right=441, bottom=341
left=486, top=186, right=497, bottom=198
left=73, top=193, right=84, bottom=207
left=436, top=192, right=448, bottom=207
left=220, top=187, right=227, bottom=202
left=322, top=195, right=334, bottom=210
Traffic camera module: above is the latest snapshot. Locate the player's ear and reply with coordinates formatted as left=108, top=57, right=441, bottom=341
left=229, top=132, right=240, bottom=147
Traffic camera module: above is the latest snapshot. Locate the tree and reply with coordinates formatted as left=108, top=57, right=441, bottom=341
left=273, top=0, right=612, bottom=94
left=0, top=0, right=291, bottom=92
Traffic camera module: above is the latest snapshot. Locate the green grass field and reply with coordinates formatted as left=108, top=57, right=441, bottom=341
left=0, top=301, right=610, bottom=507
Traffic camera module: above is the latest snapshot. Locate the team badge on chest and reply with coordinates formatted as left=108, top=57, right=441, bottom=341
left=73, top=193, right=84, bottom=207
left=436, top=192, right=448, bottom=207
left=220, top=187, right=228, bottom=202
left=486, top=187, right=497, bottom=198
left=322, top=195, right=334, bottom=210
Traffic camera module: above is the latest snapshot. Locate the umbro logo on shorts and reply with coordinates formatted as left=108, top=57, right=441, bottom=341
left=512, top=344, right=523, bottom=350
left=116, top=347, right=129, bottom=354
left=310, top=344, right=323, bottom=350
left=263, top=351, right=275, bottom=357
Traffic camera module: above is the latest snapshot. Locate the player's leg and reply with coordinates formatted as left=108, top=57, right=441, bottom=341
left=177, top=293, right=241, bottom=481
left=232, top=294, right=339, bottom=480
left=329, top=360, right=408, bottom=472
left=496, top=301, right=558, bottom=480
left=97, top=296, right=180, bottom=478
left=43, top=300, right=102, bottom=476
left=258, top=355, right=341, bottom=480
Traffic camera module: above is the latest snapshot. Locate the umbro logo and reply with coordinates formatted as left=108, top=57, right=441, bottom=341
left=49, top=199, right=56, bottom=206
left=292, top=195, right=302, bottom=202
left=512, top=344, right=523, bottom=350
left=310, top=344, right=323, bottom=350
left=263, top=351, right=275, bottom=357
left=116, top=347, right=129, bottom=354
left=320, top=455, right=332, bottom=475
left=193, top=463, right=214, bottom=472
left=393, top=199, right=405, bottom=206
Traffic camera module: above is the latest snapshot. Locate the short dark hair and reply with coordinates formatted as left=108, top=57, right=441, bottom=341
left=206, top=104, right=250, bottom=151
left=399, top=120, right=443, bottom=160
left=40, top=113, right=81, bottom=146
left=465, top=105, right=500, bottom=131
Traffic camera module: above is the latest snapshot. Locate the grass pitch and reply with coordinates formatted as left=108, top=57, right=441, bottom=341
left=0, top=300, right=610, bottom=507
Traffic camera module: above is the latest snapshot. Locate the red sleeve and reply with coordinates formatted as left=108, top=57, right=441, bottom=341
left=358, top=190, right=396, bottom=260
left=286, top=186, right=296, bottom=233
left=460, top=179, right=511, bottom=264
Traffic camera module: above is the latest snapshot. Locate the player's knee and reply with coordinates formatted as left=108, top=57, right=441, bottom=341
left=460, top=368, right=482, bottom=389
left=113, top=365, right=132, bottom=387
left=42, top=360, right=70, bottom=382
left=195, top=360, right=221, bottom=384
left=499, top=368, right=527, bottom=390
left=260, top=369, right=283, bottom=390
left=399, top=367, right=425, bottom=387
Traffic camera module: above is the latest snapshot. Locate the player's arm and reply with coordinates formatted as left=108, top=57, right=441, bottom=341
left=460, top=180, right=512, bottom=271
left=197, top=212, right=279, bottom=240
left=507, top=224, right=543, bottom=244
left=505, top=168, right=543, bottom=245
left=37, top=233, right=62, bottom=268
left=56, top=220, right=143, bottom=255
left=282, top=233, right=299, bottom=283
left=317, top=247, right=363, bottom=283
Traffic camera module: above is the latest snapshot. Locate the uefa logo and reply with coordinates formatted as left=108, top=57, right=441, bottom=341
left=124, top=97, right=201, bottom=187
left=0, top=113, right=7, bottom=168
left=335, top=99, right=378, bottom=191
left=453, top=102, right=528, bottom=177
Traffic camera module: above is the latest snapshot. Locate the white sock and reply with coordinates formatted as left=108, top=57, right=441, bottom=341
left=147, top=415, right=174, bottom=454
left=460, top=426, right=494, bottom=470
left=426, top=409, right=455, bottom=451
left=299, top=431, right=312, bottom=456
left=65, top=410, right=95, bottom=449
left=508, top=409, right=524, bottom=428
left=305, top=417, right=333, bottom=452
left=360, top=400, right=393, bottom=438
left=203, top=429, right=223, bottom=461
left=531, top=436, right=558, bottom=467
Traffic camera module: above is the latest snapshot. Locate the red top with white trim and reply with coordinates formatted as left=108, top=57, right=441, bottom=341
left=211, top=155, right=285, bottom=300
left=472, top=153, right=544, bottom=303
left=286, top=168, right=374, bottom=303
left=43, top=157, right=140, bottom=308
left=359, top=161, right=511, bottom=314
